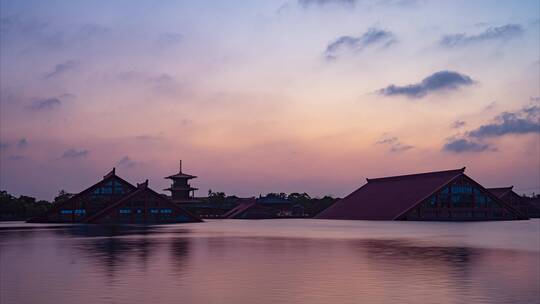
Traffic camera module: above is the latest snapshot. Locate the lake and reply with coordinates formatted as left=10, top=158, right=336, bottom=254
left=1, top=219, right=539, bottom=304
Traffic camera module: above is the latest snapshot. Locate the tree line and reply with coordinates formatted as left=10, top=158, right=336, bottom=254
left=0, top=190, right=73, bottom=221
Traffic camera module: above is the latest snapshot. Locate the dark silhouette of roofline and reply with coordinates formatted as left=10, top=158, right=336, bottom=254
left=367, top=167, right=466, bottom=183
left=28, top=168, right=136, bottom=222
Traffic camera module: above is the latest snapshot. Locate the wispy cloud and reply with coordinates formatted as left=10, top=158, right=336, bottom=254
left=117, top=71, right=175, bottom=85
left=117, top=156, right=136, bottom=168
left=376, top=135, right=413, bottom=152
left=442, top=138, right=494, bottom=153
left=468, top=104, right=540, bottom=138
left=61, top=149, right=89, bottom=159
left=135, top=135, right=160, bottom=141
left=324, top=28, right=396, bottom=60
left=78, top=24, right=110, bottom=39
left=451, top=120, right=466, bottom=129
left=6, top=155, right=25, bottom=161
left=298, top=0, right=357, bottom=8
left=28, top=97, right=62, bottom=111
left=45, top=60, right=76, bottom=79
left=443, top=104, right=539, bottom=153
left=17, top=138, right=28, bottom=149
left=377, top=70, right=474, bottom=98
left=0, top=142, right=9, bottom=150
left=156, top=32, right=183, bottom=48
left=440, top=24, right=523, bottom=48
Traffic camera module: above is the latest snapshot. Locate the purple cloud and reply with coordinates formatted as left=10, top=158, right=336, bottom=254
left=378, top=70, right=474, bottom=98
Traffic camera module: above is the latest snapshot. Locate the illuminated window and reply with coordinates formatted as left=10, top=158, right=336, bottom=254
left=60, top=210, right=73, bottom=214
left=119, top=208, right=131, bottom=214
left=160, top=209, right=172, bottom=214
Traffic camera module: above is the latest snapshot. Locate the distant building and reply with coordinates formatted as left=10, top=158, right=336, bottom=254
left=523, top=196, right=540, bottom=218
left=28, top=168, right=202, bottom=224
left=223, top=196, right=307, bottom=219
left=488, top=186, right=540, bottom=218
left=316, top=168, right=526, bottom=221
left=164, top=160, right=198, bottom=202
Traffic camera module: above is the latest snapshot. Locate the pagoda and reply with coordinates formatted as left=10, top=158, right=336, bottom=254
left=164, top=160, right=198, bottom=201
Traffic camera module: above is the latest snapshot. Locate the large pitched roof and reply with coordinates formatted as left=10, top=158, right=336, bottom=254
left=27, top=168, right=136, bottom=222
left=316, top=168, right=466, bottom=220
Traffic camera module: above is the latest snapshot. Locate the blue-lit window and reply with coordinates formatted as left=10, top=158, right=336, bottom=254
left=136, top=209, right=143, bottom=214
left=150, top=208, right=159, bottom=214
left=451, top=185, right=472, bottom=194
left=60, top=210, right=73, bottom=214
left=112, top=180, right=125, bottom=194
left=475, top=194, right=487, bottom=207
left=160, top=209, right=172, bottom=214
left=74, top=209, right=86, bottom=215
left=119, top=208, right=131, bottom=214
left=93, top=186, right=113, bottom=195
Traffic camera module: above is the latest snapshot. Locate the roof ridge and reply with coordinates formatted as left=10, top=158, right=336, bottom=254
left=367, top=167, right=465, bottom=183
left=487, top=186, right=514, bottom=190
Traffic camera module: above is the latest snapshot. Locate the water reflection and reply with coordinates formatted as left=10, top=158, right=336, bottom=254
left=0, top=220, right=538, bottom=304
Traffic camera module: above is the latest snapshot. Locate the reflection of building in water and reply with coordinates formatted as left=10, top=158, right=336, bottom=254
left=28, top=167, right=202, bottom=224
left=317, top=168, right=526, bottom=221
left=488, top=186, right=540, bottom=218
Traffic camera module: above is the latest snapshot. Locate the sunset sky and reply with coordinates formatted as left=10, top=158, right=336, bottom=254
left=1, top=0, right=539, bottom=200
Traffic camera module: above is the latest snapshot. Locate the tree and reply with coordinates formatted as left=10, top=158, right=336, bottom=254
left=54, top=190, right=74, bottom=205
left=208, top=191, right=226, bottom=204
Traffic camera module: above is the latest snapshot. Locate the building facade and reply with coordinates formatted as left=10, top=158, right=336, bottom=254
left=28, top=168, right=202, bottom=224
left=317, top=168, right=526, bottom=221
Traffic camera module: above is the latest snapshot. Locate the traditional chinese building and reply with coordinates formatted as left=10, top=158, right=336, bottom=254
left=164, top=160, right=198, bottom=202
left=316, top=168, right=526, bottom=221
left=28, top=168, right=202, bottom=224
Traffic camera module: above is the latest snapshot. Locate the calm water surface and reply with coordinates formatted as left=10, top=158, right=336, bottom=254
left=1, top=219, right=539, bottom=304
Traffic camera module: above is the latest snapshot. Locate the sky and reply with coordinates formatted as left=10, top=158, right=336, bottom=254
left=0, top=0, right=539, bottom=201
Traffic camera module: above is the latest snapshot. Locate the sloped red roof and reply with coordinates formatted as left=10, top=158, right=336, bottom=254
left=316, top=168, right=465, bottom=220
